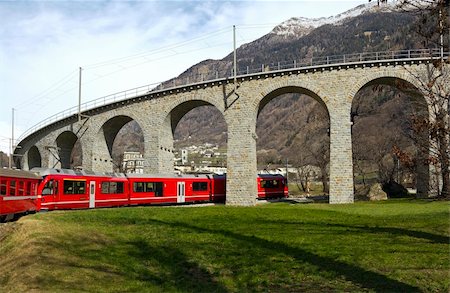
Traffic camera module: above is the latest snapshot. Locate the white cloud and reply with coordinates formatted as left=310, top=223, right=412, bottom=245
left=0, top=0, right=367, bottom=153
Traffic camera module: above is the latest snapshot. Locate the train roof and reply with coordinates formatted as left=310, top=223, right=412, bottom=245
left=29, top=168, right=226, bottom=180
left=258, top=173, right=285, bottom=178
left=0, top=168, right=42, bottom=179
left=31, top=168, right=127, bottom=178
left=125, top=173, right=220, bottom=179
left=22, top=168, right=282, bottom=180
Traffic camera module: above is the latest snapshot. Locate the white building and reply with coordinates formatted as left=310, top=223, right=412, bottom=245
left=181, top=149, right=188, bottom=165
left=122, top=151, right=144, bottom=174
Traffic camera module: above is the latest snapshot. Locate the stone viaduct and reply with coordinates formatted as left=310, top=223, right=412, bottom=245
left=14, top=52, right=446, bottom=205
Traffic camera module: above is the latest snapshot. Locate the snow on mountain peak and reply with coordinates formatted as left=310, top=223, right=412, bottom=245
left=271, top=2, right=397, bottom=37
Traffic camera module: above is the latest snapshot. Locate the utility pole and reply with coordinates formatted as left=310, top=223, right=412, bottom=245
left=440, top=6, right=444, bottom=59
left=233, top=25, right=237, bottom=92
left=78, top=67, right=82, bottom=122
left=9, top=108, right=15, bottom=168
left=8, top=138, right=12, bottom=169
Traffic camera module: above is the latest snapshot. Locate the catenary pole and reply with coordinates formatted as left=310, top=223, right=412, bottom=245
left=233, top=25, right=237, bottom=92
left=8, top=139, right=11, bottom=169
left=440, top=6, right=444, bottom=59
left=78, top=67, right=82, bottom=122
left=9, top=108, right=15, bottom=168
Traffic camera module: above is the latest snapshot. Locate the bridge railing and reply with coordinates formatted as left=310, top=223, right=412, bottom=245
left=17, top=48, right=449, bottom=143
left=17, top=83, right=162, bottom=141
left=234, top=48, right=448, bottom=74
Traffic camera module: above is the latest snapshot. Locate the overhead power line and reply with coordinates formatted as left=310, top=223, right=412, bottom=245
left=14, top=69, right=78, bottom=109
left=84, top=27, right=231, bottom=70
left=80, top=39, right=233, bottom=87
left=15, top=23, right=278, bottom=130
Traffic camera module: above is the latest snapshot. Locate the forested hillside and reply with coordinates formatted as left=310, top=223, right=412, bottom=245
left=108, top=4, right=424, bottom=190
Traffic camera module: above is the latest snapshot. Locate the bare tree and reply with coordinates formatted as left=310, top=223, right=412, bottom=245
left=396, top=0, right=449, bottom=52
left=301, top=113, right=330, bottom=194
left=406, top=61, right=450, bottom=198
left=293, top=135, right=329, bottom=194
left=314, top=141, right=330, bottom=194
left=393, top=0, right=450, bottom=198
left=295, top=165, right=314, bottom=194
left=113, top=153, right=125, bottom=173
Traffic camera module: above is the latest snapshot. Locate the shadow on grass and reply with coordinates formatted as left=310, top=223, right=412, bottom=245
left=126, top=240, right=229, bottom=292
left=31, top=236, right=229, bottom=293
left=264, top=220, right=450, bottom=245
left=147, top=218, right=422, bottom=293
left=340, top=224, right=449, bottom=244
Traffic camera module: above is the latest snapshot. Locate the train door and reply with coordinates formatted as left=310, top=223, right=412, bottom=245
left=89, top=181, right=96, bottom=208
left=177, top=181, right=185, bottom=203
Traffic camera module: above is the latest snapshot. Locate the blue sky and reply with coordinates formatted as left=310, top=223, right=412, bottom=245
left=0, top=0, right=368, bottom=153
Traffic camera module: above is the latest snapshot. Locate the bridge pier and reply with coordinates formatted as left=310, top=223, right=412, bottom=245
left=328, top=97, right=354, bottom=204
left=225, top=96, right=258, bottom=206
left=88, top=127, right=114, bottom=172
left=158, top=116, right=175, bottom=174
left=141, top=120, right=172, bottom=174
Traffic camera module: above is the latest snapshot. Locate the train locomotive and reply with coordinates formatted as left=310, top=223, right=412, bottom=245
left=0, top=168, right=288, bottom=221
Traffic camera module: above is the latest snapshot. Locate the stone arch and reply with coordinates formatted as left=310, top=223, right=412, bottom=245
left=55, top=131, right=80, bottom=169
left=92, top=114, right=145, bottom=172
left=99, top=115, right=134, bottom=156
left=27, top=146, right=42, bottom=169
left=163, top=90, right=226, bottom=130
left=348, top=69, right=425, bottom=105
left=350, top=71, right=430, bottom=197
left=166, top=100, right=217, bottom=134
left=257, top=84, right=330, bottom=119
left=161, top=98, right=228, bottom=172
left=255, top=83, right=331, bottom=194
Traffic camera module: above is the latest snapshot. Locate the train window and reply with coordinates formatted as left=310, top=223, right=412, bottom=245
left=0, top=179, right=6, bottom=195
left=261, top=180, right=279, bottom=189
left=133, top=181, right=163, bottom=196
left=146, top=182, right=154, bottom=192
left=26, top=181, right=32, bottom=196
left=10, top=180, right=16, bottom=196
left=133, top=182, right=153, bottom=193
left=42, top=180, right=57, bottom=195
left=115, top=182, right=124, bottom=193
left=18, top=181, right=24, bottom=196
left=63, top=180, right=86, bottom=195
left=101, top=182, right=109, bottom=194
left=101, top=182, right=124, bottom=194
left=133, top=182, right=144, bottom=192
left=193, top=182, right=208, bottom=191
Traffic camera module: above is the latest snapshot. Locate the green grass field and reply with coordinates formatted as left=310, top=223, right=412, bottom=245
left=0, top=199, right=448, bottom=292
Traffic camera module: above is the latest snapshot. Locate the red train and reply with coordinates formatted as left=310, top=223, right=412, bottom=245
left=0, top=168, right=41, bottom=222
left=0, top=168, right=288, bottom=221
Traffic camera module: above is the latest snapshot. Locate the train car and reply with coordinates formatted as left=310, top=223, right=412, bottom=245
left=0, top=168, right=41, bottom=222
left=30, top=168, right=289, bottom=212
left=257, top=174, right=289, bottom=199
left=36, top=168, right=129, bottom=211
left=127, top=173, right=222, bottom=205
left=210, top=174, right=226, bottom=203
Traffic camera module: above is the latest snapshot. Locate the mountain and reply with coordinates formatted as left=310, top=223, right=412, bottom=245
left=270, top=2, right=397, bottom=38
left=108, top=3, right=421, bottom=181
